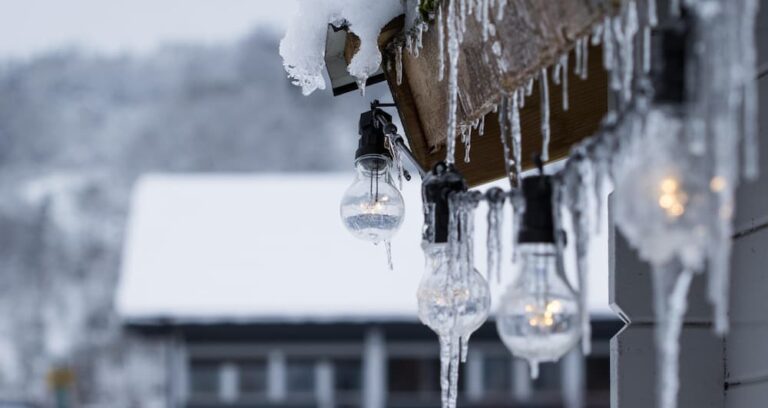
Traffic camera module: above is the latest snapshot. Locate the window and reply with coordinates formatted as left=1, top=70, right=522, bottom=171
left=335, top=358, right=362, bottom=407
left=483, top=354, right=512, bottom=395
left=334, top=358, right=362, bottom=392
left=586, top=356, right=611, bottom=391
left=189, top=360, right=219, bottom=397
left=533, top=362, right=561, bottom=390
left=286, top=359, right=316, bottom=395
left=239, top=359, right=267, bottom=395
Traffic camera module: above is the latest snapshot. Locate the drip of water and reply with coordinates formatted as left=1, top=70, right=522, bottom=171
left=385, top=241, right=394, bottom=270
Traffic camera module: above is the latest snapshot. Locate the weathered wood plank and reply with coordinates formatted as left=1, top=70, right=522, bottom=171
left=381, top=0, right=616, bottom=186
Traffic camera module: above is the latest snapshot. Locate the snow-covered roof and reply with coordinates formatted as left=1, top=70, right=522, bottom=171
left=117, top=173, right=615, bottom=325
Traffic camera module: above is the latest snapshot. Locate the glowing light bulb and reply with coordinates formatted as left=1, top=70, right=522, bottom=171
left=340, top=154, right=405, bottom=243
left=417, top=243, right=491, bottom=339
left=657, top=176, right=689, bottom=218
left=496, top=243, right=580, bottom=378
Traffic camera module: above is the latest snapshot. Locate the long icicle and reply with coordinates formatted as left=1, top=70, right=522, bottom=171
left=445, top=0, right=460, bottom=164
left=561, top=53, right=570, bottom=111
left=510, top=90, right=523, bottom=185
left=438, top=3, right=445, bottom=81
left=540, top=68, right=551, bottom=162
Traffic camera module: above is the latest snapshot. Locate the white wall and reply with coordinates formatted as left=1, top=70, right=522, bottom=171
left=724, top=0, right=768, bottom=405
left=612, top=2, right=768, bottom=407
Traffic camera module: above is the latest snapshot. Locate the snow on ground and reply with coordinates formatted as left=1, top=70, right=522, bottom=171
left=117, top=173, right=613, bottom=324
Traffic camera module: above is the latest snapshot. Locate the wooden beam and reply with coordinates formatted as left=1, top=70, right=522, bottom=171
left=381, top=0, right=617, bottom=186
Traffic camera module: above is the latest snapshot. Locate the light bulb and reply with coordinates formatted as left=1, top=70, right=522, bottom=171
left=496, top=243, right=580, bottom=377
left=340, top=154, right=405, bottom=243
left=417, top=243, right=490, bottom=340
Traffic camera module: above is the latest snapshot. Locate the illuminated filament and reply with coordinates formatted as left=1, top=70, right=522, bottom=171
left=526, top=300, right=563, bottom=328
left=658, top=176, right=687, bottom=218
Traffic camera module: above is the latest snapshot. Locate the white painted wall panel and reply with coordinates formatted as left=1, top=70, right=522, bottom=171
left=611, top=325, right=724, bottom=408
left=724, top=56, right=768, bottom=408
left=726, top=381, right=768, bottom=407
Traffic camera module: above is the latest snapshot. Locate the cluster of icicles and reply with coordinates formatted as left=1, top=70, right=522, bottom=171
left=387, top=0, right=760, bottom=408
left=280, top=0, right=759, bottom=406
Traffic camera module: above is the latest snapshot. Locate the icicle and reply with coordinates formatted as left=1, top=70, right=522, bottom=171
left=448, top=336, right=461, bottom=408
left=574, top=38, right=583, bottom=77
left=525, top=77, right=534, bottom=96
left=478, top=115, right=485, bottom=136
left=498, top=96, right=512, bottom=186
left=540, top=68, right=550, bottom=162
left=669, top=0, right=681, bottom=17
left=561, top=53, right=570, bottom=111
left=385, top=241, right=394, bottom=270
left=518, top=84, right=526, bottom=108
left=413, top=31, right=421, bottom=58
left=480, top=0, right=491, bottom=41
left=591, top=22, right=604, bottom=46
left=552, top=59, right=562, bottom=86
left=445, top=0, right=460, bottom=165
left=460, top=335, right=472, bottom=363
left=510, top=191, right=525, bottom=264
left=487, top=193, right=504, bottom=283
left=357, top=77, right=367, bottom=96
left=565, top=156, right=592, bottom=355
left=439, top=335, right=451, bottom=408
left=510, top=91, right=523, bottom=184
left=396, top=44, right=403, bottom=85
left=459, top=0, right=468, bottom=34
left=620, top=1, right=639, bottom=102
left=643, top=26, right=651, bottom=74
left=653, top=266, right=694, bottom=408
left=496, top=0, right=507, bottom=20
left=602, top=16, right=614, bottom=71
left=580, top=39, right=589, bottom=80
left=741, top=0, right=759, bottom=180
left=529, top=360, right=540, bottom=379
left=463, top=127, right=472, bottom=163
left=648, top=0, right=658, bottom=27
left=438, top=3, right=445, bottom=81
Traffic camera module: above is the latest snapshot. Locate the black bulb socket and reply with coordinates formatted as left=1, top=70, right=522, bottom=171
left=356, top=109, right=393, bottom=161
left=517, top=175, right=556, bottom=244
left=650, top=11, right=692, bottom=105
left=421, top=162, right=468, bottom=244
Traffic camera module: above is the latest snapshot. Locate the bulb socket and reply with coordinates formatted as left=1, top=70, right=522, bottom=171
left=650, top=11, right=692, bottom=105
left=356, top=109, right=393, bottom=160
left=421, top=162, right=468, bottom=243
left=518, top=175, right=556, bottom=244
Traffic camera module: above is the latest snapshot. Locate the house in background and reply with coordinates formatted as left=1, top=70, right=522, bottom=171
left=117, top=174, right=621, bottom=408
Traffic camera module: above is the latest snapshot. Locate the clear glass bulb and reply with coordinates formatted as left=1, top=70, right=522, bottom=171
left=339, top=154, right=405, bottom=243
left=417, top=243, right=491, bottom=338
left=496, top=243, right=580, bottom=376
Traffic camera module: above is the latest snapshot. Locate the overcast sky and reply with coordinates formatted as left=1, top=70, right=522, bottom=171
left=0, top=0, right=297, bottom=59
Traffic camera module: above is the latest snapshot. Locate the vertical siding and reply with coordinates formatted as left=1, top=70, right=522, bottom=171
left=724, top=0, right=768, bottom=401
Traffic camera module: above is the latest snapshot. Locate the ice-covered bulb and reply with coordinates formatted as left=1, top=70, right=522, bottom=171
left=496, top=243, right=580, bottom=378
left=340, top=153, right=405, bottom=243
left=417, top=243, right=491, bottom=338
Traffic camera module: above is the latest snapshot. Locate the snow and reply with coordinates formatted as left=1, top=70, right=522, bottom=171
left=279, top=0, right=403, bottom=95
left=117, top=174, right=615, bottom=324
